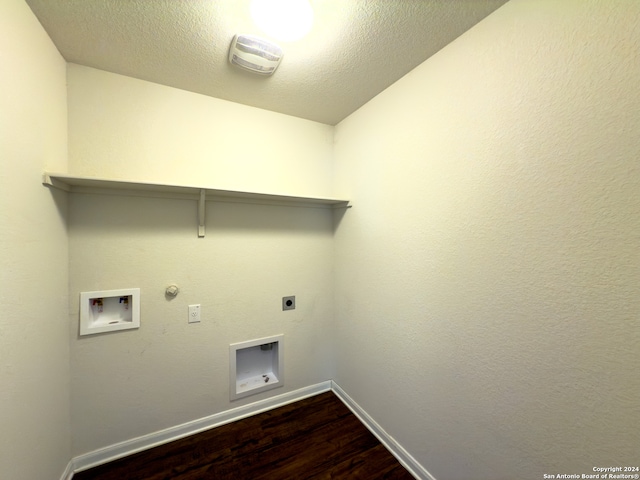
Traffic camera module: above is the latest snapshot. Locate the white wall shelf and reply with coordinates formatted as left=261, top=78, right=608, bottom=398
left=43, top=172, right=350, bottom=237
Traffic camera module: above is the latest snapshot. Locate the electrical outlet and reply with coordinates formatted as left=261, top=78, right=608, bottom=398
left=282, top=296, right=295, bottom=311
left=188, top=304, right=201, bottom=323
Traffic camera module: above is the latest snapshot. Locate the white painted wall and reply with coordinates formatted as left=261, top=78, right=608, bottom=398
left=333, top=1, right=640, bottom=479
left=67, top=64, right=334, bottom=198
left=66, top=67, right=336, bottom=454
left=0, top=1, right=70, bottom=479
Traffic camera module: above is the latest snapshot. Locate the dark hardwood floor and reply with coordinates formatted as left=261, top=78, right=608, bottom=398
left=73, top=391, right=415, bottom=479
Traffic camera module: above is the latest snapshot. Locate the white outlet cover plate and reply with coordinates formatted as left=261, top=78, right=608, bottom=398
left=188, top=304, right=201, bottom=323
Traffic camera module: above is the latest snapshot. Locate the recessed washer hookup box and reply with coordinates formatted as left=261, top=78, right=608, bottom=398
left=229, top=334, right=283, bottom=401
left=79, top=288, right=140, bottom=336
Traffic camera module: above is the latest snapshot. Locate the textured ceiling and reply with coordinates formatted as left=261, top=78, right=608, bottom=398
left=25, top=0, right=508, bottom=125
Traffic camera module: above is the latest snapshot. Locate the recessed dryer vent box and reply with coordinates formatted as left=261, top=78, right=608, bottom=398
left=230, top=334, right=283, bottom=401
left=80, top=288, right=140, bottom=336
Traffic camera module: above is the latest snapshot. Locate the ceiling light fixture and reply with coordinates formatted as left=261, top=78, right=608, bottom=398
left=250, top=0, right=314, bottom=42
left=228, top=34, right=283, bottom=76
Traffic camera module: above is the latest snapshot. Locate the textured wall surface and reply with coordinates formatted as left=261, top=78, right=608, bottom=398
left=67, top=64, right=334, bottom=198
left=66, top=69, right=336, bottom=455
left=333, top=1, right=640, bottom=479
left=0, top=1, right=70, bottom=479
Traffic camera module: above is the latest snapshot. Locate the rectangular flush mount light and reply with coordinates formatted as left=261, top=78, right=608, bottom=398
left=228, top=34, right=283, bottom=76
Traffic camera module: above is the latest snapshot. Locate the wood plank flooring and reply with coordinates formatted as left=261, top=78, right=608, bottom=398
left=73, top=391, right=415, bottom=479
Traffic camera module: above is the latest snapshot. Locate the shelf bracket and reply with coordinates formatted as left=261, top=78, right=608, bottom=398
left=198, top=189, right=206, bottom=237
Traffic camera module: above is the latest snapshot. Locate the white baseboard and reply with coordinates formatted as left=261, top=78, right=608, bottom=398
left=68, top=381, right=332, bottom=477
left=64, top=380, right=433, bottom=480
left=60, top=459, right=74, bottom=480
left=331, top=381, right=437, bottom=480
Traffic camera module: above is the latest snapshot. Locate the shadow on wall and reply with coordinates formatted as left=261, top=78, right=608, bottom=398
left=67, top=192, right=336, bottom=236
